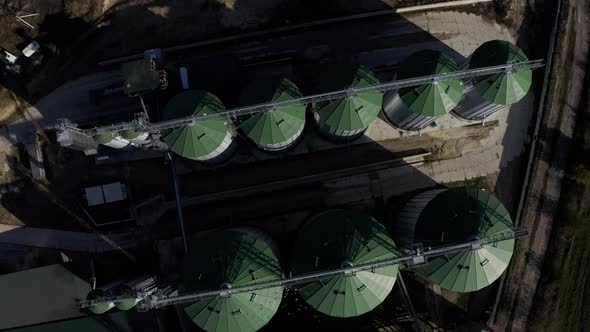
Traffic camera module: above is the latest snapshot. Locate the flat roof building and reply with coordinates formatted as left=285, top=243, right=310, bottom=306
left=121, top=59, right=161, bottom=96
left=0, top=264, right=92, bottom=330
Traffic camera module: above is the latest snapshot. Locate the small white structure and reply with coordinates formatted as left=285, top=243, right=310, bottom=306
left=122, top=129, right=150, bottom=146
left=22, top=41, right=40, bottom=58
left=3, top=50, right=18, bottom=64
left=85, top=182, right=127, bottom=206
left=95, top=132, right=132, bottom=149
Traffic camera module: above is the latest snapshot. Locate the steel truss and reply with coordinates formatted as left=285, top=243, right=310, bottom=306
left=58, top=60, right=544, bottom=137
left=79, top=227, right=527, bottom=311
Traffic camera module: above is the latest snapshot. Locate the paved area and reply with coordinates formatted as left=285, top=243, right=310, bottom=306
left=416, top=94, right=534, bottom=183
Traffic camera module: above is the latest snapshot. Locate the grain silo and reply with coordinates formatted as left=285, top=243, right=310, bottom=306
left=160, top=90, right=235, bottom=162
left=122, top=129, right=149, bottom=145
left=383, top=50, right=464, bottom=131
left=292, top=210, right=399, bottom=318
left=396, top=187, right=515, bottom=292
left=312, top=66, right=382, bottom=141
left=113, top=285, right=138, bottom=311
left=86, top=289, right=114, bottom=314
left=179, top=228, right=283, bottom=332
left=94, top=132, right=131, bottom=149
left=454, top=40, right=532, bottom=120
left=237, top=79, right=306, bottom=152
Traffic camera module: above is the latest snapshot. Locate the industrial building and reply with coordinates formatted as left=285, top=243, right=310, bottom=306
left=121, top=59, right=164, bottom=97
left=11, top=311, right=156, bottom=332
left=237, top=78, right=306, bottom=151
left=312, top=65, right=383, bottom=141
left=59, top=40, right=537, bottom=166
left=383, top=50, right=464, bottom=131
left=9, top=23, right=537, bottom=329
left=87, top=289, right=115, bottom=314
left=0, top=264, right=93, bottom=330
left=178, top=228, right=283, bottom=332
left=123, top=129, right=150, bottom=145
left=453, top=40, right=532, bottom=120
left=291, top=210, right=399, bottom=317
left=395, top=187, right=515, bottom=292
left=113, top=285, right=139, bottom=311
left=15, top=196, right=522, bottom=331
left=160, top=90, right=236, bottom=162
left=95, top=132, right=133, bottom=149
left=57, top=129, right=99, bottom=155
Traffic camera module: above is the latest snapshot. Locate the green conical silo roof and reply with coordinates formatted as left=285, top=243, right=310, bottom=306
left=179, top=229, right=283, bottom=332
left=292, top=210, right=399, bottom=318
left=113, top=285, right=137, bottom=311
left=315, top=66, right=382, bottom=131
left=397, top=50, right=464, bottom=117
left=95, top=132, right=114, bottom=144
left=469, top=40, right=532, bottom=105
left=87, top=289, right=112, bottom=314
left=161, top=90, right=230, bottom=160
left=123, top=129, right=141, bottom=140
left=415, top=187, right=515, bottom=292
left=238, top=79, right=306, bottom=146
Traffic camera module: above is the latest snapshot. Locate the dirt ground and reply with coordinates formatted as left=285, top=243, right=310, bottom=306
left=164, top=121, right=496, bottom=197
left=0, top=87, right=18, bottom=125
left=494, top=0, right=589, bottom=330
left=525, top=1, right=590, bottom=329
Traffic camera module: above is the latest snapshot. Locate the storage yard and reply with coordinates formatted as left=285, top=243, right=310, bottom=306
left=0, top=0, right=571, bottom=331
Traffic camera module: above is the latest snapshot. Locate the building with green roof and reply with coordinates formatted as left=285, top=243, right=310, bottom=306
left=395, top=187, right=515, bottom=292
left=122, top=129, right=149, bottom=145
left=179, top=228, right=283, bottom=332
left=160, top=90, right=235, bottom=162
left=113, top=285, right=138, bottom=311
left=86, top=289, right=115, bottom=314
left=94, top=132, right=132, bottom=149
left=238, top=79, right=306, bottom=151
left=454, top=40, right=532, bottom=120
left=312, top=66, right=382, bottom=141
left=383, top=50, right=464, bottom=131
left=292, top=210, right=399, bottom=318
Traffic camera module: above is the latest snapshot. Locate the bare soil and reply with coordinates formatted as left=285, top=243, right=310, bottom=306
left=526, top=1, right=590, bottom=329
left=494, top=0, right=589, bottom=329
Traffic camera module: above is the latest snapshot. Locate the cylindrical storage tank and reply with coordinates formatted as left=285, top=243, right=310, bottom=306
left=454, top=40, right=532, bottom=120
left=312, top=65, right=382, bottom=141
left=160, top=90, right=235, bottom=162
left=123, top=129, right=149, bottom=145
left=396, top=187, right=515, bottom=292
left=95, top=132, right=131, bottom=149
left=179, top=228, right=283, bottom=332
left=383, top=50, right=464, bottom=131
left=113, top=285, right=138, bottom=311
left=292, top=210, right=399, bottom=318
left=237, top=78, right=306, bottom=152
left=86, top=289, right=115, bottom=314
